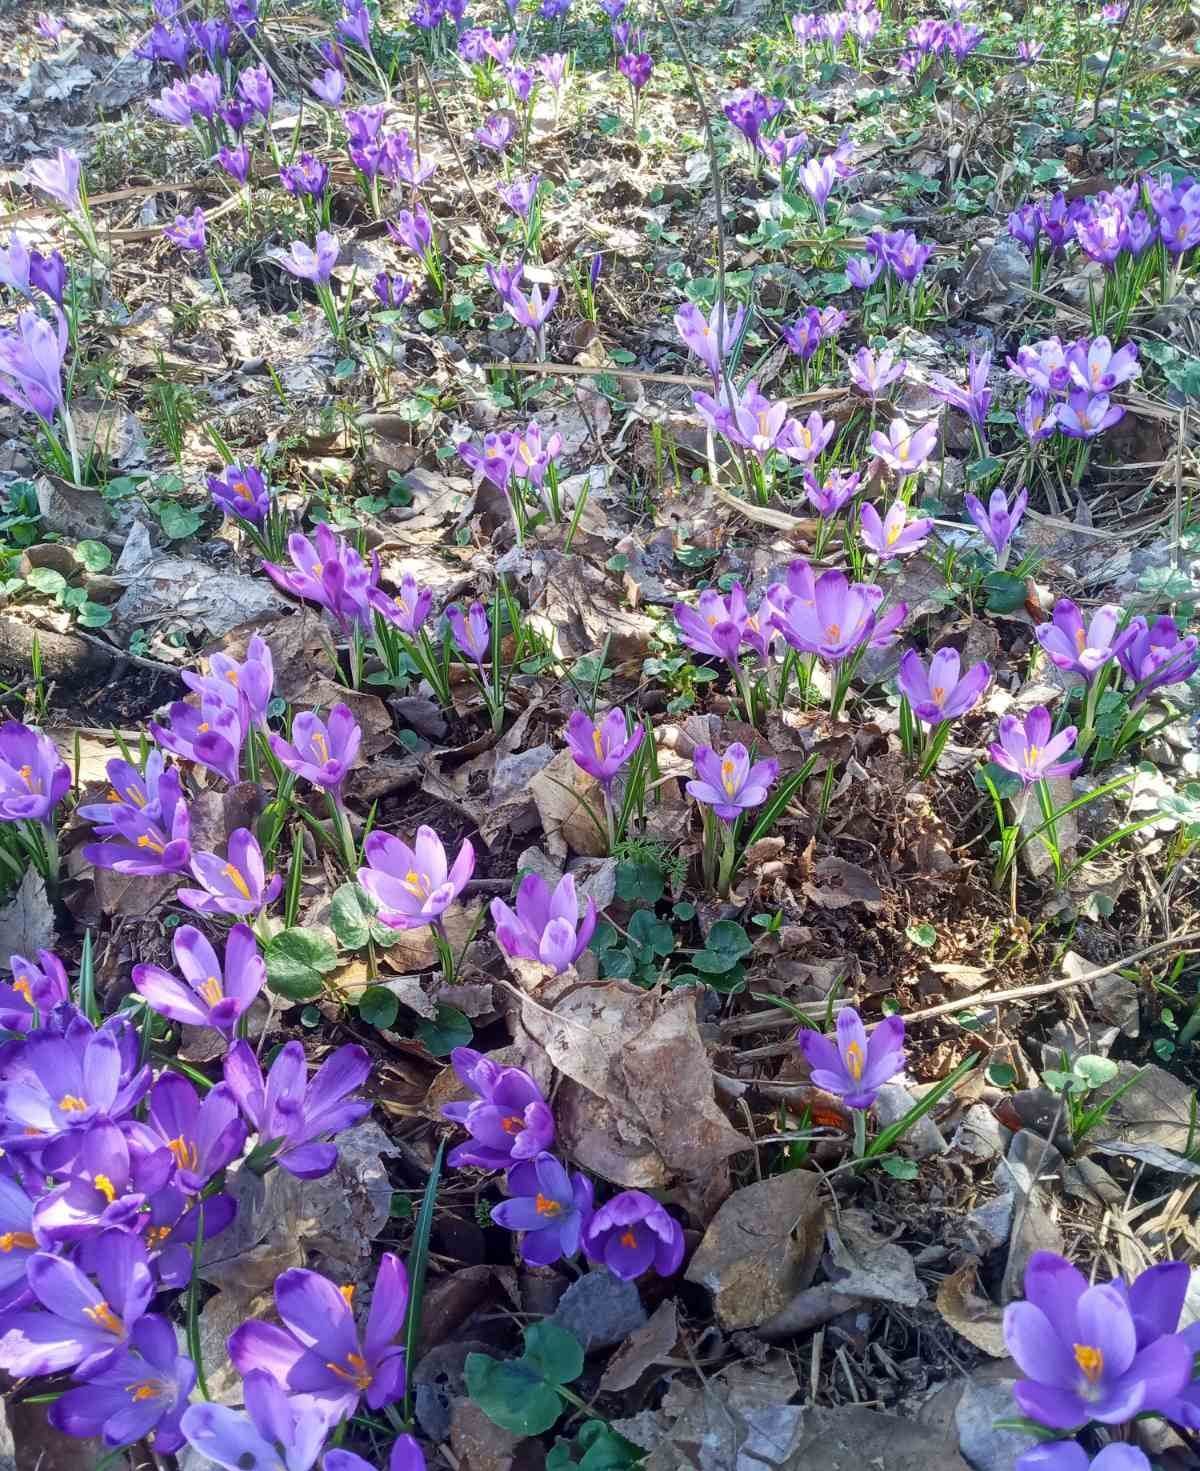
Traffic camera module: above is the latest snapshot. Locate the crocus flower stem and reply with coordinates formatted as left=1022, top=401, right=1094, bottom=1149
left=206, top=252, right=230, bottom=307
left=918, top=719, right=954, bottom=779
left=327, top=791, right=358, bottom=873
left=186, top=1199, right=211, bottom=1402
left=432, top=920, right=457, bottom=984
left=852, top=1108, right=867, bottom=1159
left=1072, top=440, right=1092, bottom=489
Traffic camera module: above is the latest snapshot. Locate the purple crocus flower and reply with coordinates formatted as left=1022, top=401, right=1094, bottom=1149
left=29, top=247, right=67, bottom=306
left=848, top=347, right=906, bottom=398
left=270, top=705, right=361, bottom=795
left=492, top=1152, right=594, bottom=1265
left=1008, top=335, right=1070, bottom=394
left=82, top=764, right=191, bottom=877
left=230, top=1255, right=409, bottom=1418
left=507, top=64, right=535, bottom=102
left=799, top=155, right=839, bottom=221
left=869, top=417, right=939, bottom=474
left=387, top=208, right=433, bottom=257
left=35, top=13, right=67, bottom=41
left=1056, top=392, right=1124, bottom=440
left=132, top=923, right=265, bottom=1038
left=721, top=87, right=783, bottom=152
left=475, top=113, right=515, bottom=152
left=965, top=485, right=1027, bottom=563
left=263, top=524, right=378, bottom=632
left=50, top=1318, right=195, bottom=1453
left=486, top=258, right=524, bottom=298
left=1, top=949, right=68, bottom=1030
left=280, top=154, right=331, bottom=199
left=238, top=63, right=274, bottom=119
left=506, top=281, right=558, bottom=332
left=537, top=51, right=568, bottom=89
left=219, top=97, right=258, bottom=134
left=804, top=467, right=860, bottom=518
left=687, top=742, right=778, bottom=822
left=442, top=1046, right=555, bottom=1170
left=147, top=1074, right=247, bottom=1194
left=498, top=174, right=541, bottom=218
left=207, top=463, right=271, bottom=525
left=164, top=206, right=206, bottom=253
left=217, top=143, right=252, bottom=184
left=796, top=1005, right=905, bottom=1109
left=781, top=308, right=825, bottom=362
left=1065, top=336, right=1139, bottom=394
left=989, top=707, right=1081, bottom=784
left=1161, top=206, right=1200, bottom=257
left=1117, top=615, right=1200, bottom=703
left=178, top=827, right=282, bottom=919
left=369, top=572, right=433, bottom=635
left=446, top=600, right=491, bottom=664
left=31, top=1119, right=168, bottom=1243
left=0, top=1227, right=154, bottom=1377
left=859, top=501, right=934, bottom=558
left=897, top=648, right=990, bottom=725
left=618, top=51, right=653, bottom=89
left=0, top=1173, right=37, bottom=1310
left=674, top=583, right=748, bottom=664
left=149, top=697, right=243, bottom=786
left=0, top=232, right=32, bottom=294
left=373, top=273, right=413, bottom=308
left=327, top=1438, right=427, bottom=1471
left=189, top=23, right=230, bottom=67
left=344, top=103, right=385, bottom=145
left=24, top=148, right=81, bottom=211
left=878, top=229, right=935, bottom=284
left=357, top=827, right=474, bottom=931
left=512, top=421, right=563, bottom=488
left=0, top=721, right=70, bottom=823
left=337, top=0, right=374, bottom=52
left=564, top=708, right=643, bottom=792
left=181, top=1369, right=331, bottom=1471
left=1009, top=203, right=1040, bottom=252
left=929, top=350, right=992, bottom=430
left=138, top=22, right=190, bottom=69
left=491, top=873, right=597, bottom=973
left=1016, top=38, right=1045, bottom=63
left=674, top=300, right=746, bottom=382
left=1018, top=391, right=1058, bottom=443
left=769, top=569, right=884, bottom=663
left=224, top=1039, right=371, bottom=1178
left=0, top=306, right=69, bottom=423
left=182, top=637, right=274, bottom=731
left=277, top=231, right=340, bottom=285
left=458, top=429, right=518, bottom=492
left=1036, top=599, right=1136, bottom=681
left=1074, top=200, right=1127, bottom=266
left=583, top=1191, right=684, bottom=1281
left=312, top=66, right=346, bottom=105
left=846, top=253, right=883, bottom=289
left=1003, top=1250, right=1192, bottom=1428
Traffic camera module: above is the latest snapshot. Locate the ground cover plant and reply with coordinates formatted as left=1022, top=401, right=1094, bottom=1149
left=1, top=0, right=1200, bottom=1465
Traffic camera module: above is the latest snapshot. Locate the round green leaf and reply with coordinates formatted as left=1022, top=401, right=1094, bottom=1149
left=705, top=920, right=752, bottom=958
left=330, top=883, right=372, bottom=950
left=265, top=926, right=339, bottom=1001
left=905, top=923, right=937, bottom=949
left=465, top=1353, right=563, bottom=1436
left=416, top=1004, right=472, bottom=1057
left=25, top=566, right=67, bottom=596
left=75, top=539, right=112, bottom=571
left=523, top=1321, right=584, bottom=1386
left=359, top=985, right=400, bottom=1029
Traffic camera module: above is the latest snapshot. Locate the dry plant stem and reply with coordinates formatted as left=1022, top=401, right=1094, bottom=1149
left=415, top=56, right=492, bottom=241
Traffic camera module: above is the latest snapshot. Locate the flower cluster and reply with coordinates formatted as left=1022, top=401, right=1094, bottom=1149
left=1010, top=177, right=1200, bottom=272
left=898, top=16, right=983, bottom=72
left=846, top=227, right=937, bottom=289
left=1008, top=334, right=1139, bottom=444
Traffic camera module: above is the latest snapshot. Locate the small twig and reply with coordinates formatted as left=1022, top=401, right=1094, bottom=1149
left=414, top=55, right=491, bottom=242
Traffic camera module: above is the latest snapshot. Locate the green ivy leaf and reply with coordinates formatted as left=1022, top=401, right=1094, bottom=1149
left=330, top=883, right=373, bottom=950
left=264, top=926, right=339, bottom=1001
left=25, top=566, right=67, bottom=597
left=615, top=860, right=664, bottom=904
left=416, top=1004, right=472, bottom=1057
left=705, top=919, right=752, bottom=959
left=628, top=909, right=674, bottom=957
left=880, top=1156, right=919, bottom=1179
left=159, top=503, right=202, bottom=540
left=75, top=539, right=112, bottom=571
left=599, top=947, right=636, bottom=979
left=466, top=1322, right=583, bottom=1437
left=358, top=985, right=399, bottom=1029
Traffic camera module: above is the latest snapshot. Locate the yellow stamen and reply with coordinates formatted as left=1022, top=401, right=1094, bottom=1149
left=535, top=1193, right=562, bottom=1217
left=1075, top=627, right=1086, bottom=651
left=886, top=520, right=903, bottom=545
left=1028, top=745, right=1041, bottom=766
left=1073, top=1344, right=1103, bottom=1383
left=128, top=1380, right=161, bottom=1402
left=592, top=728, right=604, bottom=761
left=721, top=758, right=738, bottom=798
left=12, top=977, right=32, bottom=1004
left=311, top=731, right=329, bottom=763
left=311, top=562, right=324, bottom=576
left=58, top=1094, right=88, bottom=1113
left=93, top=1174, right=117, bottom=1204
left=136, top=834, right=165, bottom=853
left=129, top=786, right=147, bottom=808
left=402, top=868, right=430, bottom=898
left=619, top=1228, right=638, bottom=1249
left=845, top=1040, right=864, bottom=1080
left=167, top=1136, right=199, bottom=1173
left=83, top=1300, right=125, bottom=1336
left=225, top=669, right=239, bottom=686
left=231, top=481, right=249, bottom=497
left=223, top=863, right=252, bottom=900
left=339, top=1284, right=355, bottom=1306
left=0, top=1232, right=35, bottom=1253
left=19, top=765, right=40, bottom=792
left=107, top=788, right=122, bottom=803
left=199, top=976, right=223, bottom=1007
left=325, top=1352, right=372, bottom=1390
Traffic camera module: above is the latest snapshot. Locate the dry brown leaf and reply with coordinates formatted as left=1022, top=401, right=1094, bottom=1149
left=529, top=748, right=609, bottom=858
left=936, top=1258, right=1008, bottom=1357
left=803, top=856, right=882, bottom=911
left=826, top=1209, right=925, bottom=1306
left=685, top=1171, right=825, bottom=1329
left=599, top=1300, right=679, bottom=1393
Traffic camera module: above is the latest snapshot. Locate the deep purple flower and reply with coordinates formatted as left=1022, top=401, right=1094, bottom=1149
left=149, top=696, right=243, bottom=786
left=869, top=417, right=939, bottom=474
left=583, top=1191, right=684, bottom=1280
left=277, top=231, right=340, bottom=284
left=796, top=1006, right=905, bottom=1109
left=499, top=174, right=541, bottom=218
left=137, top=22, right=190, bottom=69
left=442, top=1046, right=554, bottom=1170
left=507, top=64, right=535, bottom=102
left=965, top=485, right=1027, bottom=563
left=387, top=207, right=433, bottom=257
left=674, top=300, right=746, bottom=382
left=29, top=248, right=67, bottom=306
left=237, top=63, right=273, bottom=119
left=207, top=463, right=270, bottom=525
left=0, top=949, right=68, bottom=1031
left=30, top=1119, right=168, bottom=1243
left=1009, top=203, right=1040, bottom=252
left=358, top=826, right=474, bottom=931
left=312, top=66, right=346, bottom=105
left=327, top=1437, right=427, bottom=1471
left=132, top=923, right=264, bottom=1038
left=860, top=500, right=933, bottom=558
left=229, top=0, right=259, bottom=33
left=164, top=206, right=206, bottom=253
left=475, top=113, right=515, bottom=152
left=147, top=1074, right=247, bottom=1194
left=182, top=636, right=274, bottom=731
left=769, top=568, right=883, bottom=662
left=337, top=0, right=373, bottom=52
left=369, top=572, right=432, bottom=635
left=486, top=258, right=524, bottom=299
left=0, top=721, right=70, bottom=823
left=263, top=523, right=378, bottom=631
left=0, top=1228, right=154, bottom=1377
left=373, top=272, right=413, bottom=308
left=218, top=97, right=258, bottom=134
left=280, top=153, right=331, bottom=199
left=224, top=1039, right=371, bottom=1178
left=1161, top=205, right=1200, bottom=257
left=1004, top=1250, right=1192, bottom=1428
left=722, top=87, right=783, bottom=152
left=344, top=104, right=386, bottom=145
left=929, top=350, right=992, bottom=430
left=618, top=50, right=653, bottom=89
left=23, top=149, right=81, bottom=211
left=1074, top=199, right=1127, bottom=266
left=230, top=1256, right=408, bottom=1418
left=989, top=707, right=1081, bottom=784
left=492, top=1152, right=594, bottom=1265
left=848, top=347, right=906, bottom=398
left=178, top=827, right=282, bottom=919
left=877, top=229, right=935, bottom=284
left=181, top=1369, right=331, bottom=1471
left=446, top=600, right=491, bottom=665
left=270, top=705, right=361, bottom=795
left=0, top=305, right=69, bottom=422
left=0, top=1174, right=37, bottom=1309
left=82, top=763, right=191, bottom=877
left=1117, top=615, right=1200, bottom=703
left=898, top=647, right=990, bottom=724
left=674, top=583, right=748, bottom=663
left=1056, top=391, right=1123, bottom=438
left=1065, top=336, right=1139, bottom=394
left=803, top=467, right=861, bottom=518
left=687, top=742, right=778, bottom=822
left=190, top=21, right=230, bottom=65
left=1035, top=599, right=1136, bottom=681
left=564, top=708, right=643, bottom=791
left=217, top=143, right=252, bottom=184
left=491, top=873, right=597, bottom=973
left=845, top=253, right=882, bottom=289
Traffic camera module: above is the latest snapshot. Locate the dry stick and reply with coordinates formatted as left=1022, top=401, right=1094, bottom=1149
left=415, top=55, right=492, bottom=242
left=722, top=932, right=1200, bottom=1042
